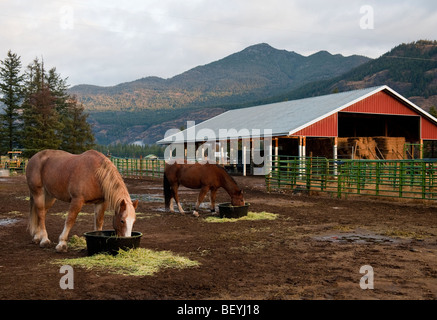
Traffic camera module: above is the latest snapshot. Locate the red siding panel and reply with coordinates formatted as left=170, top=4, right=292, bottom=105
left=293, top=113, right=337, bottom=137
left=290, top=90, right=437, bottom=140
left=422, top=117, right=437, bottom=140
left=343, top=91, right=417, bottom=115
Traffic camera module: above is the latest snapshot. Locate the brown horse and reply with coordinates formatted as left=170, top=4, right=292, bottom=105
left=26, top=149, right=138, bottom=252
left=163, top=162, right=244, bottom=214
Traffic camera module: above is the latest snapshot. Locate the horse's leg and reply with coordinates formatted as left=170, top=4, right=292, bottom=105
left=29, top=193, right=42, bottom=244
left=195, top=186, right=210, bottom=211
left=168, top=185, right=175, bottom=213
left=30, top=191, right=54, bottom=247
left=56, top=198, right=84, bottom=253
left=94, top=202, right=107, bottom=230
left=172, top=184, right=185, bottom=214
left=169, top=198, right=175, bottom=213
left=39, top=194, right=56, bottom=247
left=209, top=188, right=218, bottom=213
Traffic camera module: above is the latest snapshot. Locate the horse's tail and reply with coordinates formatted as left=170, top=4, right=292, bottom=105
left=27, top=194, right=38, bottom=236
left=163, top=172, right=172, bottom=210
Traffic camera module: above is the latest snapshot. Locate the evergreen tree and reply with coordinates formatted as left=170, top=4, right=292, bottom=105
left=20, top=58, right=95, bottom=157
left=60, top=96, right=95, bottom=153
left=46, top=66, right=70, bottom=115
left=0, top=50, right=24, bottom=153
left=21, top=83, right=63, bottom=156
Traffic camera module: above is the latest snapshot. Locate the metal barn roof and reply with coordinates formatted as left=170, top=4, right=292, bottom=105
left=157, top=85, right=437, bottom=144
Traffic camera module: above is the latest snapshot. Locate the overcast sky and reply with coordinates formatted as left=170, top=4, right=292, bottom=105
left=1, top=0, right=436, bottom=87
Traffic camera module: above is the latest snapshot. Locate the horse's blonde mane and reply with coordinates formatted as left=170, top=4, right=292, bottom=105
left=95, top=157, right=131, bottom=210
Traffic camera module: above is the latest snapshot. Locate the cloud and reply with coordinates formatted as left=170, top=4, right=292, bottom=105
left=0, top=0, right=436, bottom=86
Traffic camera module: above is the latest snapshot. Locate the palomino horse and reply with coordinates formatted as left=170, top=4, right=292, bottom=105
left=26, top=149, right=138, bottom=252
left=163, top=162, right=244, bottom=214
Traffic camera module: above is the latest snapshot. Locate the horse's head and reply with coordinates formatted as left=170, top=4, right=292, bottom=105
left=113, top=199, right=139, bottom=237
left=231, top=190, right=245, bottom=206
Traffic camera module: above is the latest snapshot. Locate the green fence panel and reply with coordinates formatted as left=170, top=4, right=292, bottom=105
left=110, top=156, right=165, bottom=179
left=265, top=156, right=437, bottom=201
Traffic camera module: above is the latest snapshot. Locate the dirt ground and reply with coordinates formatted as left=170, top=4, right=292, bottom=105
left=0, top=174, right=436, bottom=300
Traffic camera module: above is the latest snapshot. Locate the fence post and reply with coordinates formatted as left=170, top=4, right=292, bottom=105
left=286, top=159, right=290, bottom=186
left=356, top=161, right=361, bottom=194
left=277, top=156, right=281, bottom=189
left=376, top=161, right=380, bottom=196
left=422, top=161, right=426, bottom=199
left=320, top=159, right=325, bottom=191
left=130, top=158, right=133, bottom=177
left=399, top=162, right=404, bottom=198
left=306, top=157, right=311, bottom=191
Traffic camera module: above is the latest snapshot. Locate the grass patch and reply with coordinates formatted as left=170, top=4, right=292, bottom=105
left=68, top=235, right=87, bottom=251
left=5, top=210, right=22, bottom=216
left=383, top=228, right=430, bottom=240
left=135, top=212, right=161, bottom=220
left=16, top=196, right=30, bottom=201
left=54, top=248, right=200, bottom=276
left=51, top=212, right=93, bottom=218
left=333, top=225, right=355, bottom=232
left=204, top=211, right=278, bottom=223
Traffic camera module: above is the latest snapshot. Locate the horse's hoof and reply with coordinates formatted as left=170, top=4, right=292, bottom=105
left=39, top=239, right=52, bottom=248
left=193, top=211, right=199, bottom=217
left=55, top=242, right=68, bottom=253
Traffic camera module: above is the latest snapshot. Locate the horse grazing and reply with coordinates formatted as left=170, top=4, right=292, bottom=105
left=163, top=162, right=244, bottom=214
left=26, top=149, right=138, bottom=252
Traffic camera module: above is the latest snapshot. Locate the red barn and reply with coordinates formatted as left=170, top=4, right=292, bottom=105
left=158, top=85, right=437, bottom=174
left=284, top=85, right=437, bottom=160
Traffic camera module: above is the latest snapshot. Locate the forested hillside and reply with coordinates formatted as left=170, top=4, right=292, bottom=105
left=70, top=43, right=369, bottom=144
left=70, top=41, right=437, bottom=146
left=71, top=43, right=369, bottom=112
left=272, top=40, right=437, bottom=109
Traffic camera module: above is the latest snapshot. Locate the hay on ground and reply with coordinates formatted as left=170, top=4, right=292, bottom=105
left=204, top=211, right=278, bottom=223
left=55, top=248, right=200, bottom=276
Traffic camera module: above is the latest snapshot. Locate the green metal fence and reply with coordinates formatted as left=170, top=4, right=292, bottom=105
left=110, top=156, right=165, bottom=178
left=266, top=156, right=437, bottom=200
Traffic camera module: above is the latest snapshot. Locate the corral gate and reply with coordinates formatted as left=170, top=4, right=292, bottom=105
left=266, top=156, right=437, bottom=200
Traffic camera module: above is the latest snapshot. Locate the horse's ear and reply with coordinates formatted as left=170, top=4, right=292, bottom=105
left=120, top=199, right=127, bottom=211
left=133, top=199, right=139, bottom=209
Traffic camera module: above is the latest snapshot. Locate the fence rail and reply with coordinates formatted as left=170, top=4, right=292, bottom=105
left=110, top=156, right=165, bottom=178
left=266, top=156, right=437, bottom=200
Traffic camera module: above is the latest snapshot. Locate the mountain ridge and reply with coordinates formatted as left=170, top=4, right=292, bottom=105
left=72, top=41, right=437, bottom=146
left=269, top=40, right=437, bottom=109
left=69, top=43, right=370, bottom=112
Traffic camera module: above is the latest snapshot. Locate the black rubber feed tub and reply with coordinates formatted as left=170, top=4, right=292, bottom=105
left=218, top=203, right=250, bottom=218
left=84, top=230, right=142, bottom=256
